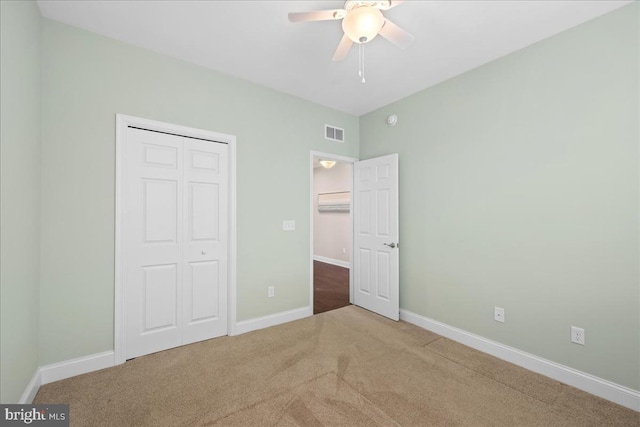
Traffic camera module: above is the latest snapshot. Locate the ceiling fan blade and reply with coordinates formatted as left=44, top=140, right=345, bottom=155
left=332, top=34, right=353, bottom=62
left=288, top=9, right=345, bottom=23
left=378, top=19, right=415, bottom=49
left=378, top=0, right=405, bottom=10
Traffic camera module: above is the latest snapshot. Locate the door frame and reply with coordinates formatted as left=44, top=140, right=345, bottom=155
left=114, top=114, right=237, bottom=365
left=309, top=151, right=358, bottom=311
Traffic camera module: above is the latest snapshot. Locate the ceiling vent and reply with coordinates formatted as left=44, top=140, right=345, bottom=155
left=325, top=124, right=345, bottom=143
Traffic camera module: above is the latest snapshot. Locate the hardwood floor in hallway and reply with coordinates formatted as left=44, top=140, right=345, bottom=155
left=313, top=260, right=350, bottom=314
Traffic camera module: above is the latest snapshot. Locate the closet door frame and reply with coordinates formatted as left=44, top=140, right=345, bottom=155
left=114, top=114, right=237, bottom=365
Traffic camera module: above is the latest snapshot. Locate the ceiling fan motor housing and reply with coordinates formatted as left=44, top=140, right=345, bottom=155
left=343, top=1, right=390, bottom=13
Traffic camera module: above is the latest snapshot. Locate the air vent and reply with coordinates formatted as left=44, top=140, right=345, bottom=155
left=325, top=124, right=345, bottom=143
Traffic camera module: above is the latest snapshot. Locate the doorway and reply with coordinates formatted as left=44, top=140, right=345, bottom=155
left=310, top=151, right=357, bottom=314
left=310, top=151, right=400, bottom=321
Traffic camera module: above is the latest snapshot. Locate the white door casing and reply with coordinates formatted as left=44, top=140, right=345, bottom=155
left=115, top=115, right=236, bottom=363
left=353, top=154, right=399, bottom=320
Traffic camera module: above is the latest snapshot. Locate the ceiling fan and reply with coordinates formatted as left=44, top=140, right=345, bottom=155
left=288, top=1, right=415, bottom=62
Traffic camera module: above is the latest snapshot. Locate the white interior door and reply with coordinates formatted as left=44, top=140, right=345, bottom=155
left=182, top=138, right=228, bottom=344
left=124, top=127, right=228, bottom=359
left=353, top=154, right=399, bottom=320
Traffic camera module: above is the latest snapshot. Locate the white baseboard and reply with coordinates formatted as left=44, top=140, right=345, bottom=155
left=19, top=309, right=311, bottom=401
left=25, top=306, right=312, bottom=394
left=233, top=306, right=312, bottom=336
left=313, top=255, right=350, bottom=269
left=19, top=369, right=42, bottom=404
left=39, top=351, right=115, bottom=385
left=400, top=309, right=640, bottom=412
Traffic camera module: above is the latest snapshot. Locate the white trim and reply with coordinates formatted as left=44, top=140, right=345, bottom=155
left=19, top=369, right=42, bottom=404
left=400, top=309, right=640, bottom=412
left=313, top=255, right=351, bottom=269
left=40, top=351, right=115, bottom=385
left=114, top=114, right=237, bottom=363
left=233, top=306, right=312, bottom=336
left=227, top=138, right=238, bottom=337
left=309, top=151, right=357, bottom=311
left=114, top=115, right=125, bottom=365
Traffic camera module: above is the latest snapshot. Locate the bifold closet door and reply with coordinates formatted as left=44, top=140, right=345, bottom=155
left=124, top=127, right=228, bottom=359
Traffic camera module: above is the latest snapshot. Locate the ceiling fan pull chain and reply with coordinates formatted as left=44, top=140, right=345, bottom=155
left=358, top=43, right=362, bottom=78
left=359, top=43, right=366, bottom=84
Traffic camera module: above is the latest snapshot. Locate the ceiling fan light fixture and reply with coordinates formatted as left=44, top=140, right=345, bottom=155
left=342, top=6, right=384, bottom=43
left=320, top=160, right=337, bottom=169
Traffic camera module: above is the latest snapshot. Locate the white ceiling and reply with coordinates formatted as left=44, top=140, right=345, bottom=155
left=37, top=0, right=631, bottom=116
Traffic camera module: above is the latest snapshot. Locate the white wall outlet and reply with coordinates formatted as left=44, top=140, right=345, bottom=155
left=342, top=248, right=346, bottom=254
left=282, top=220, right=295, bottom=231
left=268, top=286, right=275, bottom=298
left=494, top=306, right=505, bottom=323
left=571, top=326, right=585, bottom=345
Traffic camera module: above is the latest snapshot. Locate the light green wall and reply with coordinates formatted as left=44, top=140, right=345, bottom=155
left=39, top=19, right=358, bottom=365
left=360, top=3, right=639, bottom=390
left=0, top=1, right=42, bottom=403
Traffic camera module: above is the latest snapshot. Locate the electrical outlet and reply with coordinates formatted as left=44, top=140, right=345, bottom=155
left=282, top=220, right=295, bottom=231
left=571, top=326, right=585, bottom=345
left=342, top=248, right=346, bottom=254
left=494, top=306, right=505, bottom=323
left=268, top=286, right=275, bottom=298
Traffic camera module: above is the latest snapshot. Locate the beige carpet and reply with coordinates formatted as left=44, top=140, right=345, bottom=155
left=34, top=306, right=638, bottom=426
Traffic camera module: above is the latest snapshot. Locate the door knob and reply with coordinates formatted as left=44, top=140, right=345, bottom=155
left=384, top=242, right=397, bottom=249
left=201, top=249, right=207, bottom=255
